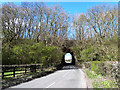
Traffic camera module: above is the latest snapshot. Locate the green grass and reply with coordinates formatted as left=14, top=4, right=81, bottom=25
left=4, top=71, right=25, bottom=78
left=92, top=82, right=99, bottom=88
left=91, top=61, right=99, bottom=73
left=100, top=80, right=118, bottom=88
left=3, top=69, right=42, bottom=78
left=85, top=69, right=98, bottom=79
left=85, top=69, right=118, bottom=88
left=4, top=72, right=13, bottom=75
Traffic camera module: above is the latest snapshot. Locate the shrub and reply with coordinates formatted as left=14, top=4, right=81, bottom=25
left=80, top=46, right=96, bottom=61
left=2, top=41, right=63, bottom=65
left=91, top=61, right=99, bottom=74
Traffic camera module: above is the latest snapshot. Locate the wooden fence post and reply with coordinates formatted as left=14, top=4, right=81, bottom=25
left=35, top=64, right=36, bottom=72
left=30, top=65, right=36, bottom=72
left=41, top=65, right=43, bottom=71
left=2, top=70, right=4, bottom=79
left=13, top=67, right=15, bottom=77
left=25, top=66, right=27, bottom=74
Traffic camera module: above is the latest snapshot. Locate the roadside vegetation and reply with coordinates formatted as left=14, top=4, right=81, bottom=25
left=85, top=68, right=118, bottom=88
left=1, top=2, right=119, bottom=88
left=3, top=41, right=62, bottom=66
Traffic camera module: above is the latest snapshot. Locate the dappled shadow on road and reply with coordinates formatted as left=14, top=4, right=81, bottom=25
left=61, top=65, right=79, bottom=70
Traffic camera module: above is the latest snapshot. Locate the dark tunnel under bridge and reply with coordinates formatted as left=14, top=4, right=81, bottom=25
left=61, top=47, right=76, bottom=66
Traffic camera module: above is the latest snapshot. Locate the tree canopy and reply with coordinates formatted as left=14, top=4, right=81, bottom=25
left=2, top=2, right=118, bottom=65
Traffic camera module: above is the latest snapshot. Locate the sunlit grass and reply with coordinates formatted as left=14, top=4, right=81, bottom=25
left=4, top=71, right=25, bottom=78
left=3, top=69, right=42, bottom=78
left=85, top=69, right=98, bottom=79
left=85, top=69, right=118, bottom=88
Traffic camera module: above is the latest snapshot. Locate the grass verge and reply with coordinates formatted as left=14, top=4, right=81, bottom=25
left=85, top=68, right=118, bottom=88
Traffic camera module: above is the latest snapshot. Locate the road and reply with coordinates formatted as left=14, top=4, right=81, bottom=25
left=10, top=65, right=88, bottom=88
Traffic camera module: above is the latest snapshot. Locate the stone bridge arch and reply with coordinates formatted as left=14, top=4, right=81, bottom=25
left=61, top=47, right=75, bottom=65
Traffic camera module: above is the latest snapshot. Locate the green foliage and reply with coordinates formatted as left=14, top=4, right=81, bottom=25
left=90, top=61, right=109, bottom=76
left=80, top=46, right=95, bottom=61
left=2, top=40, right=63, bottom=65
left=2, top=44, right=17, bottom=64
left=100, top=81, right=111, bottom=88
left=92, top=82, right=99, bottom=88
left=93, top=80, right=118, bottom=88
left=91, top=61, right=106, bottom=75
left=91, top=61, right=99, bottom=73
left=79, top=46, right=104, bottom=62
left=71, top=34, right=118, bottom=62
left=85, top=69, right=98, bottom=79
left=85, top=69, right=118, bottom=88
left=71, top=46, right=81, bottom=59
left=72, top=44, right=117, bottom=62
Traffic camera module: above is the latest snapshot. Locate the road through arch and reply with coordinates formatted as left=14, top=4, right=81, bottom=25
left=62, top=47, right=75, bottom=65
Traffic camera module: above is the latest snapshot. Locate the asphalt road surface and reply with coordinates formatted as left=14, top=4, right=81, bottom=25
left=10, top=65, right=88, bottom=88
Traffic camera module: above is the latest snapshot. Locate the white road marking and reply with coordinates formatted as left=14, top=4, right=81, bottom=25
left=46, top=82, right=55, bottom=88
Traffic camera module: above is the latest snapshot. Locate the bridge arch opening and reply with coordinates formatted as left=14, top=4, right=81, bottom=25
left=64, top=53, right=72, bottom=64
left=62, top=47, right=75, bottom=65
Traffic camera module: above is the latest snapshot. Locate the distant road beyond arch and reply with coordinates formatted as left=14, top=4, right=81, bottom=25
left=62, top=47, right=75, bottom=65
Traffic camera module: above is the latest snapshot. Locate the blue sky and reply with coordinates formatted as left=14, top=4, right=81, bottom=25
left=0, top=0, right=119, bottom=2
left=1, top=2, right=118, bottom=15
left=45, top=2, right=118, bottom=15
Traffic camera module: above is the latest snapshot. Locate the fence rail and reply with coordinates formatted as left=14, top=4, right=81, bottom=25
left=1, top=64, right=43, bottom=78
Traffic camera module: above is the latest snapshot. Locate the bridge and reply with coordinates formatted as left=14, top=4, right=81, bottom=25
left=62, top=47, right=76, bottom=65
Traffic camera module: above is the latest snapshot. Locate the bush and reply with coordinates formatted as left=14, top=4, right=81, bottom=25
left=2, top=44, right=16, bottom=64
left=80, top=47, right=95, bottom=61
left=2, top=40, right=63, bottom=65
left=91, top=61, right=100, bottom=74
left=71, top=46, right=81, bottom=59
left=72, top=46, right=105, bottom=62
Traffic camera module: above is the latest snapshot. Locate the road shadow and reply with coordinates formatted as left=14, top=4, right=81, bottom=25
left=61, top=65, right=79, bottom=70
